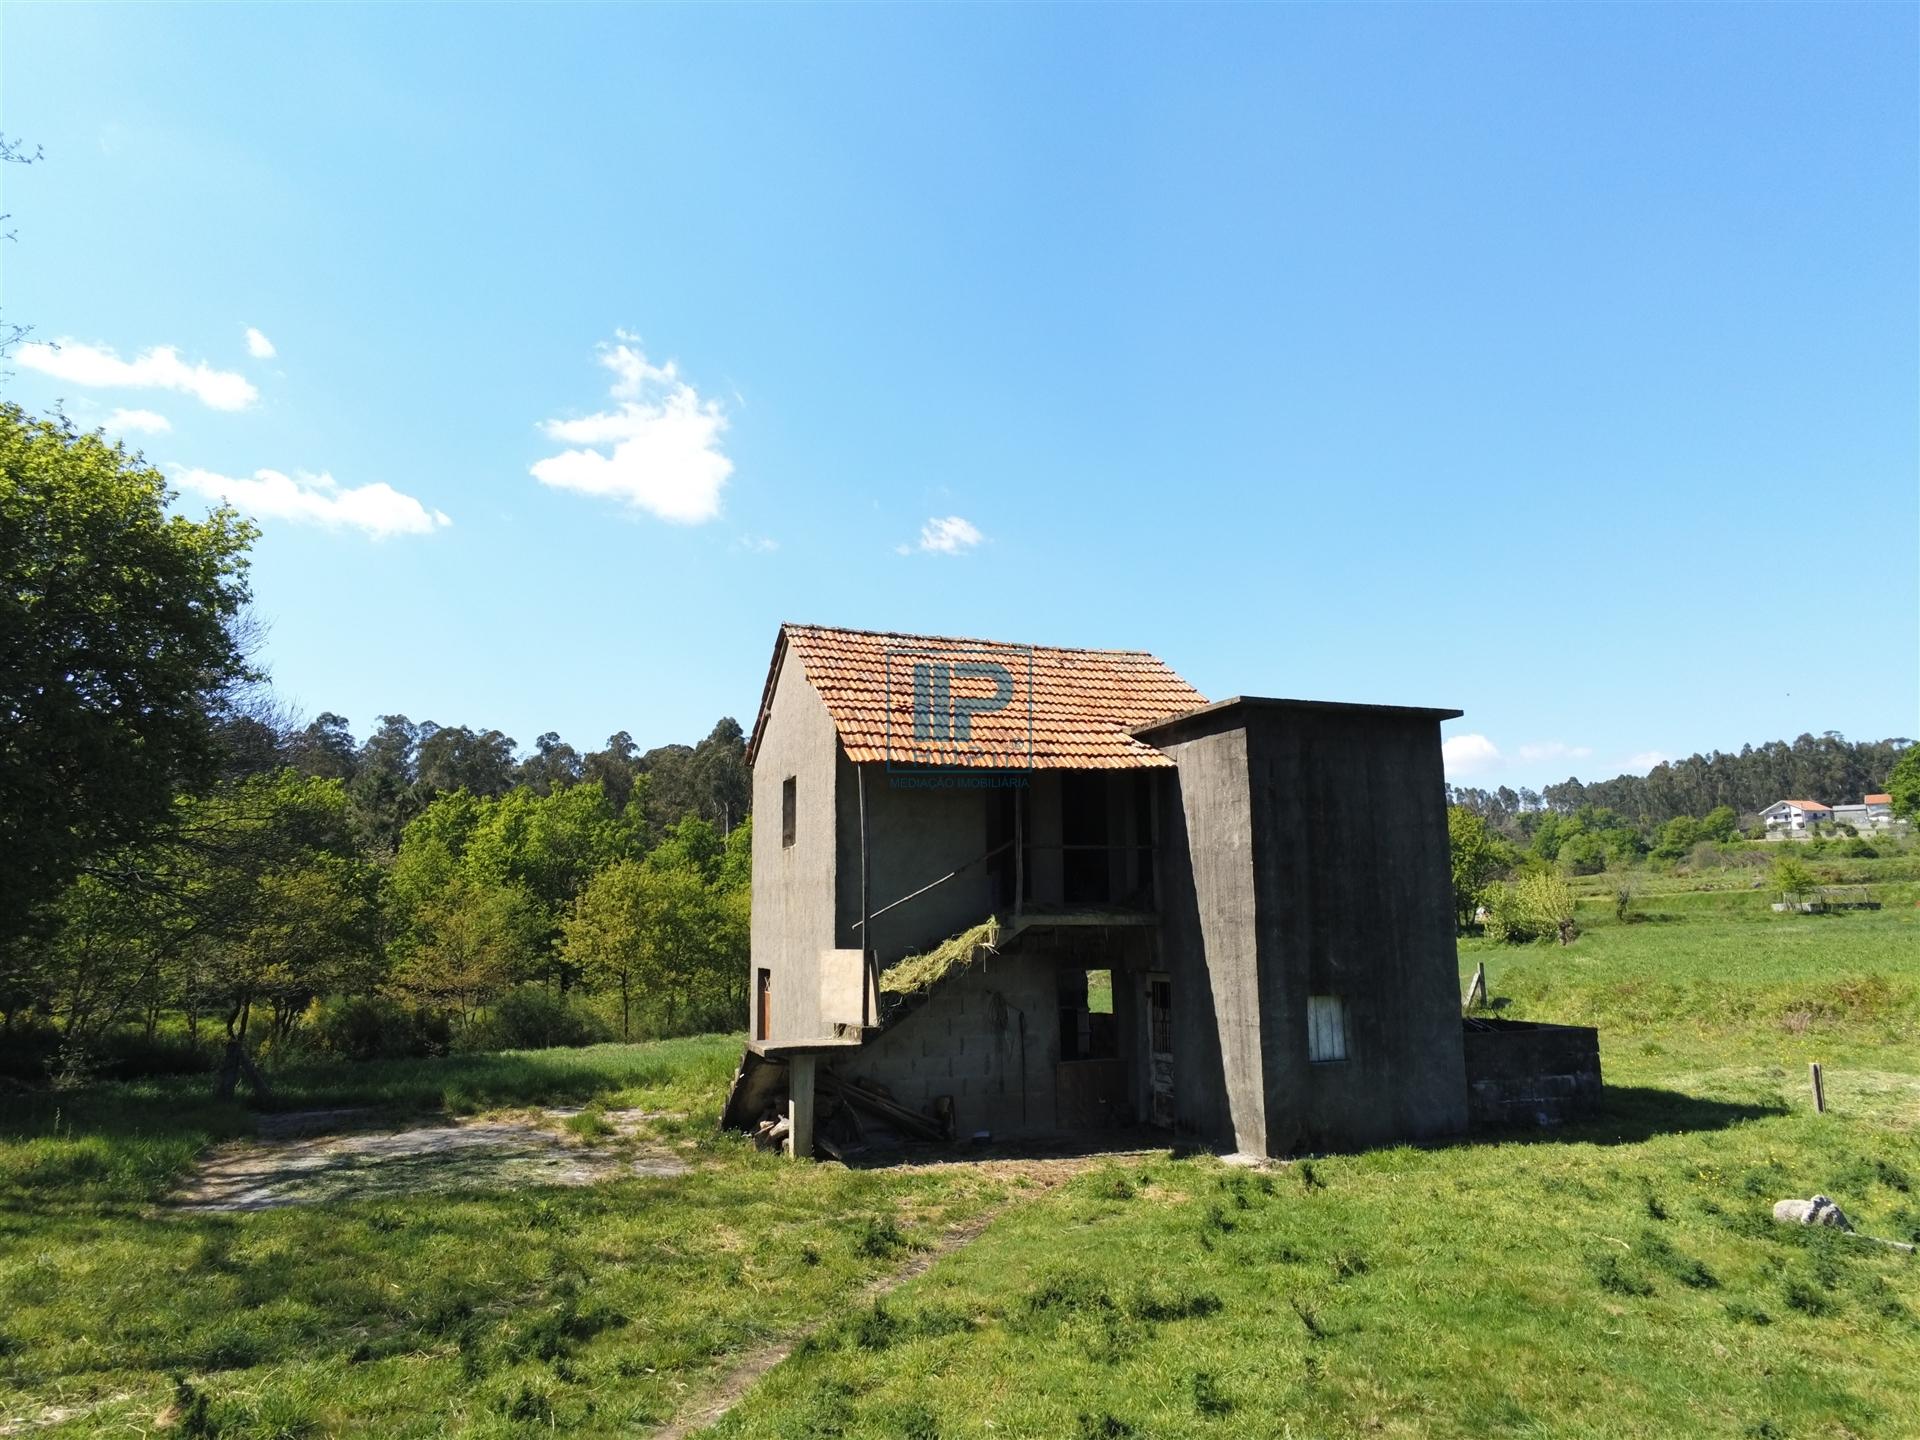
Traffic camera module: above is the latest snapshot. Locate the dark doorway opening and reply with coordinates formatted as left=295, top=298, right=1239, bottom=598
left=1057, top=966, right=1118, bottom=1061
left=1056, top=963, right=1125, bottom=1128
left=987, top=788, right=1022, bottom=908
left=1062, top=773, right=1110, bottom=904
left=1147, top=973, right=1173, bottom=1127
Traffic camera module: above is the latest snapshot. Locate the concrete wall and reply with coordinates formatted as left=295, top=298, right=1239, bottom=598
left=1151, top=733, right=1266, bottom=1152
left=836, top=764, right=998, bottom=963
left=748, top=654, right=843, bottom=1042
left=1147, top=700, right=1469, bottom=1156
left=1462, top=1019, right=1601, bottom=1127
left=1243, top=704, right=1468, bottom=1151
left=826, top=767, right=1155, bottom=967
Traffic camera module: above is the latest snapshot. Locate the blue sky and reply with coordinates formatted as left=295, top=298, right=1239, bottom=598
left=4, top=4, right=1914, bottom=793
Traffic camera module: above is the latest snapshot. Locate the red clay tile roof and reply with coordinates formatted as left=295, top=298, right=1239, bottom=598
left=750, top=624, right=1207, bottom=770
left=1865, top=793, right=1892, bottom=805
left=1776, top=800, right=1832, bottom=811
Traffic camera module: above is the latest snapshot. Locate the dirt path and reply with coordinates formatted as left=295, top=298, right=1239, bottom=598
left=172, top=1108, right=688, bottom=1211
left=649, top=1150, right=1155, bottom=1440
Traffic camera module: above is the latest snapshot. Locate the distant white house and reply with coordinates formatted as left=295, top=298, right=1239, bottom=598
left=1759, top=799, right=1832, bottom=837
left=1763, top=794, right=1903, bottom=838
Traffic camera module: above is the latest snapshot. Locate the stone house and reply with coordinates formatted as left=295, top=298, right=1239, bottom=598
left=728, top=623, right=1578, bottom=1159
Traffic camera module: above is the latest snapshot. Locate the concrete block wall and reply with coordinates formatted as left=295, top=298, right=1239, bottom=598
left=831, top=953, right=1060, bottom=1140
left=1462, top=1020, right=1602, bottom=1128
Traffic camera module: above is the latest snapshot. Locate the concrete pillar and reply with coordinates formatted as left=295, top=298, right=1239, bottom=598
left=786, top=1053, right=816, bottom=1159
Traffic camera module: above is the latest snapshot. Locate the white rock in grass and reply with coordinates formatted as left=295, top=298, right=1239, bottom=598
left=1773, top=1194, right=1853, bottom=1230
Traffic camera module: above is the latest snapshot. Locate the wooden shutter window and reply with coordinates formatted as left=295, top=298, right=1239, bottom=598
left=1307, top=995, right=1348, bottom=1063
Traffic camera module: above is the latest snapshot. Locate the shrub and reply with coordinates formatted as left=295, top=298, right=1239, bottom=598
left=300, top=995, right=450, bottom=1061
left=0, top=1021, right=61, bottom=1083
left=1486, top=868, right=1577, bottom=945
left=456, top=985, right=612, bottom=1054
left=96, top=1030, right=216, bottom=1080
left=1561, top=832, right=1609, bottom=876
left=1770, top=853, right=1817, bottom=899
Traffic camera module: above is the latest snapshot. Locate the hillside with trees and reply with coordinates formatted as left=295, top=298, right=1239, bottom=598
left=1448, top=731, right=1912, bottom=832
left=0, top=406, right=752, bottom=1084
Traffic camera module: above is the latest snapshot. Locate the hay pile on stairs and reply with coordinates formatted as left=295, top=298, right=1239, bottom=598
left=879, top=917, right=1002, bottom=1000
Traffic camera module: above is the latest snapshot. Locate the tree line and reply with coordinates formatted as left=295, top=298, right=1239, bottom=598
left=1, top=404, right=753, bottom=1084
left=1448, top=731, right=1911, bottom=833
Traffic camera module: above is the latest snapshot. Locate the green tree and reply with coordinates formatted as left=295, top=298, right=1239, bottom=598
left=388, top=877, right=543, bottom=1019
left=0, top=406, right=255, bottom=948
left=1652, top=815, right=1701, bottom=860
left=583, top=731, right=641, bottom=813
left=29, top=772, right=375, bottom=1066
left=562, top=854, right=736, bottom=1038
left=1699, top=805, right=1739, bottom=843
left=1447, top=806, right=1503, bottom=932
left=1770, top=851, right=1817, bottom=899
left=1560, top=831, right=1609, bottom=875
left=285, top=712, right=358, bottom=781
left=1488, top=867, right=1578, bottom=945
left=1887, top=747, right=1920, bottom=822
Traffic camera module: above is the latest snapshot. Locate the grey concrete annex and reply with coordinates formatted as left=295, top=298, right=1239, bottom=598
left=723, top=623, right=1597, bottom=1159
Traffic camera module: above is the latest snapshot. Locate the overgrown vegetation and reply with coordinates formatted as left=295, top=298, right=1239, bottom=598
left=879, top=919, right=1003, bottom=999
left=1, top=404, right=755, bottom=1083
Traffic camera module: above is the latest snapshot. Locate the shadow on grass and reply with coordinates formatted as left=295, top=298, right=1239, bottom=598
left=826, top=1085, right=1789, bottom=1171
left=1478, top=1082, right=1789, bottom=1148
left=839, top=1126, right=1176, bottom=1170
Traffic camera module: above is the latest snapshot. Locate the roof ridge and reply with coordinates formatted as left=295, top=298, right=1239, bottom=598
left=780, top=620, right=1161, bottom=658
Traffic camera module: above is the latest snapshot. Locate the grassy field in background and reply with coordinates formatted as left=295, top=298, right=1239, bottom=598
left=4, top=887, right=1918, bottom=1438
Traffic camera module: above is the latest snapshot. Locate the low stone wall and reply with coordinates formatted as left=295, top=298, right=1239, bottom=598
left=1462, top=1018, right=1601, bottom=1128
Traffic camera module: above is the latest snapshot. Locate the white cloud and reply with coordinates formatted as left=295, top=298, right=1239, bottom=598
left=1442, top=733, right=1502, bottom=778
left=1623, top=750, right=1673, bottom=773
left=910, top=515, right=984, bottom=555
left=172, top=466, right=451, bottom=540
left=736, top=534, right=779, bottom=553
left=106, top=408, right=172, bottom=435
left=531, top=335, right=732, bottom=524
left=1516, top=741, right=1593, bottom=764
left=244, top=326, right=277, bottom=359
left=16, top=340, right=258, bottom=410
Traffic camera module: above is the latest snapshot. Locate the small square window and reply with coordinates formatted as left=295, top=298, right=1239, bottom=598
left=1307, top=995, right=1348, bottom=1063
left=781, top=776, right=797, bottom=848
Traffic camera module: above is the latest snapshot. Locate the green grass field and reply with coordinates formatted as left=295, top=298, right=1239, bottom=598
left=0, top=1039, right=1019, bottom=1437
left=3, top=896, right=1917, bottom=1437
left=709, top=904, right=1920, bottom=1439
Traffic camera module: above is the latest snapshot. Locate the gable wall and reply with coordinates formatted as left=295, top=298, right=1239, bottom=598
left=749, top=652, right=843, bottom=1041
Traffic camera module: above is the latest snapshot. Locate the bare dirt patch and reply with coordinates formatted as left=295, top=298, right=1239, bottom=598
left=172, top=1108, right=690, bottom=1211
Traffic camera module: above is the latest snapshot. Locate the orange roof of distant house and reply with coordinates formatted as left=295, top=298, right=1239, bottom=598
left=1865, top=793, right=1892, bottom=805
left=1778, top=799, right=1832, bottom=811
left=750, top=623, right=1207, bottom=770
